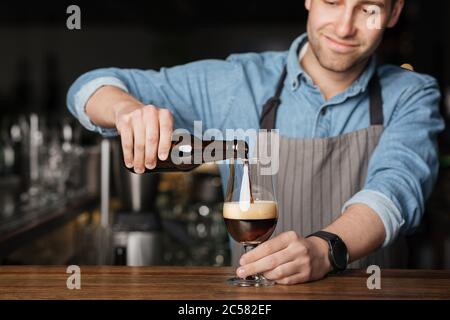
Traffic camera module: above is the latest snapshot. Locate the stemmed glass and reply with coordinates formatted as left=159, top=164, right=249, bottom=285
left=223, top=158, right=278, bottom=286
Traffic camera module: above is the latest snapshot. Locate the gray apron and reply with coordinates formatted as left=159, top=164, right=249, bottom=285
left=231, top=65, right=408, bottom=269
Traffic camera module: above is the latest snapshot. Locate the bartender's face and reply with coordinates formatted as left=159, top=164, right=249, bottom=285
left=305, top=0, right=404, bottom=72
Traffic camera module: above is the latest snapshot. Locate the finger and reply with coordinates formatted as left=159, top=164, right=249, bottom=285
left=240, top=231, right=298, bottom=265
left=237, top=248, right=294, bottom=279
left=263, top=260, right=300, bottom=281
left=117, top=115, right=133, bottom=168
left=131, top=110, right=146, bottom=173
left=157, top=109, right=173, bottom=160
left=143, top=106, right=159, bottom=169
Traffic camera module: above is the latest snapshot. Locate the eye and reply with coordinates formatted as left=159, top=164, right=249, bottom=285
left=325, top=0, right=338, bottom=5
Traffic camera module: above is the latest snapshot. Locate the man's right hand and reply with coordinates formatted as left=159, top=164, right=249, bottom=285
left=86, top=86, right=174, bottom=174
left=115, top=104, right=174, bottom=173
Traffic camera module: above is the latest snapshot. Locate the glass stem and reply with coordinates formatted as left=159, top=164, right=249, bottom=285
left=242, top=243, right=260, bottom=280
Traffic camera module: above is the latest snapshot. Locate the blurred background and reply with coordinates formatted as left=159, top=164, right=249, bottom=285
left=0, top=0, right=449, bottom=268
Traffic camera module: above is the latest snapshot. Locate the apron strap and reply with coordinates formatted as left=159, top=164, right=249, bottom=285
left=259, top=66, right=287, bottom=130
left=259, top=65, right=384, bottom=130
left=368, top=72, right=383, bottom=126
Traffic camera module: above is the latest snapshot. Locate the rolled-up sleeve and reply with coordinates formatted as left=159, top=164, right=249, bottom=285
left=342, top=190, right=405, bottom=247
left=67, top=76, right=128, bottom=136
left=342, top=79, right=445, bottom=247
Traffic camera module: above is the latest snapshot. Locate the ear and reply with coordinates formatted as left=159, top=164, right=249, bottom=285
left=387, top=0, right=405, bottom=28
left=305, top=0, right=312, bottom=11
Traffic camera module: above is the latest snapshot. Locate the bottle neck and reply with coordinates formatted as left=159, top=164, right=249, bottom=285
left=208, top=139, right=248, bottom=161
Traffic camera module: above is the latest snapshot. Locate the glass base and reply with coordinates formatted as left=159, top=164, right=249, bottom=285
left=227, top=274, right=275, bottom=287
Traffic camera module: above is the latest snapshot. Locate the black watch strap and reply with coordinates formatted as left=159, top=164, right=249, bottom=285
left=306, top=231, right=349, bottom=273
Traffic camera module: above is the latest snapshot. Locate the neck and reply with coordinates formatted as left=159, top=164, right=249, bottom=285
left=300, top=45, right=369, bottom=101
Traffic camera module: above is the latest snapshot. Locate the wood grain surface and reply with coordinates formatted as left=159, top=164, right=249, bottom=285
left=0, top=266, right=448, bottom=300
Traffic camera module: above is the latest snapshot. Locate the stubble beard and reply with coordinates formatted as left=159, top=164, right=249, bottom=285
left=307, top=27, right=380, bottom=74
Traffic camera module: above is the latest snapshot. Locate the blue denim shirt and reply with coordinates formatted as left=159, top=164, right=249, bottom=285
left=67, top=33, right=445, bottom=247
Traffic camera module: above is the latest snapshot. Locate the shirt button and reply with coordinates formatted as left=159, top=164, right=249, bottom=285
left=321, top=108, right=327, bottom=116
left=292, top=80, right=298, bottom=89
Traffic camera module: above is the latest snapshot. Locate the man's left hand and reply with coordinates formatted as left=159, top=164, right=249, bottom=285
left=236, top=231, right=333, bottom=285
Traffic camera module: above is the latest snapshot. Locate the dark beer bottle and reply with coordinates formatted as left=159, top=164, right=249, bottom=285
left=124, top=133, right=248, bottom=174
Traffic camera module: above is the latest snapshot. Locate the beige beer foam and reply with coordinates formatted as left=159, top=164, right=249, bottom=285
left=223, top=201, right=278, bottom=220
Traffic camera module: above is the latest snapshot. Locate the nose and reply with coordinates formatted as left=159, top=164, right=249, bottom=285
left=335, top=9, right=356, bottom=38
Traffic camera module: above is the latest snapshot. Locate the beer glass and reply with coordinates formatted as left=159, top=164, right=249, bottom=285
left=223, top=158, right=278, bottom=286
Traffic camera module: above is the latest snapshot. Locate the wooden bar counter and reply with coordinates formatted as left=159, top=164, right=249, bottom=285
left=0, top=266, right=448, bottom=300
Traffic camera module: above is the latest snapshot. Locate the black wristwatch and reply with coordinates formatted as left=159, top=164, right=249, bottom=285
left=306, top=231, right=349, bottom=273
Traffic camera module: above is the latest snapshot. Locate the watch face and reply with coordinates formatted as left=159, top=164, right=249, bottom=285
left=331, top=240, right=348, bottom=270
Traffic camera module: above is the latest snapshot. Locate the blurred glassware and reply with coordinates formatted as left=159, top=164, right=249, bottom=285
left=41, top=126, right=66, bottom=201
left=8, top=113, right=94, bottom=211
left=18, top=113, right=45, bottom=210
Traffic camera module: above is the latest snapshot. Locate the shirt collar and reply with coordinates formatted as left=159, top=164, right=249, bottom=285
left=286, top=33, right=378, bottom=96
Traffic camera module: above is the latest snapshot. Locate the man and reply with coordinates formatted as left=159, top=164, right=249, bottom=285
left=67, top=0, right=444, bottom=284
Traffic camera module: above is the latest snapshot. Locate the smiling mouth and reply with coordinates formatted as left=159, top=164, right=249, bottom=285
left=323, top=35, right=359, bottom=52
